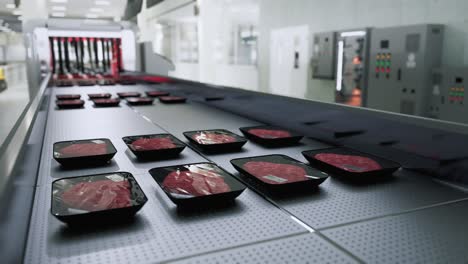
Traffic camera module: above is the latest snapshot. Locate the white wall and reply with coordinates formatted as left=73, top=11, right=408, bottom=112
left=161, top=0, right=260, bottom=91
left=169, top=62, right=200, bottom=81
left=258, top=0, right=468, bottom=103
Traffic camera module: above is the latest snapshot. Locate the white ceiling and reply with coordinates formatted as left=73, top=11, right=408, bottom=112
left=0, top=0, right=128, bottom=20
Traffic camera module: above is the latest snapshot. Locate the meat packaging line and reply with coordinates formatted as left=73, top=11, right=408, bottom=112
left=2, top=73, right=468, bottom=264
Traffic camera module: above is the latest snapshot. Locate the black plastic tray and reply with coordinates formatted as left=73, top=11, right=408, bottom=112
left=97, top=79, right=116, bottom=86
left=53, top=138, right=117, bottom=166
left=51, top=172, right=147, bottom=225
left=56, top=94, right=81, bottom=100
left=149, top=162, right=246, bottom=207
left=126, top=97, right=154, bottom=106
left=159, top=96, right=187, bottom=104
left=122, top=133, right=186, bottom=160
left=55, top=80, right=74, bottom=87
left=88, top=93, right=112, bottom=99
left=56, top=99, right=85, bottom=109
left=146, top=91, right=170, bottom=97
left=302, top=147, right=401, bottom=178
left=76, top=79, right=96, bottom=86
left=239, top=125, right=303, bottom=146
left=183, top=129, right=247, bottom=153
left=230, top=154, right=328, bottom=191
left=92, top=98, right=121, bottom=107
left=117, top=80, right=137, bottom=85
left=117, top=92, right=141, bottom=98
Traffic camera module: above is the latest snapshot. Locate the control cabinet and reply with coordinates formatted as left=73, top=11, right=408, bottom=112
left=366, top=24, right=444, bottom=116
left=335, top=29, right=371, bottom=107
left=428, top=67, right=468, bottom=123
left=311, top=31, right=336, bottom=79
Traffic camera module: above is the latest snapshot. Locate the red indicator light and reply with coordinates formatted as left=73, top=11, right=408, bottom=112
left=375, top=67, right=380, bottom=73
left=386, top=68, right=391, bottom=73
left=353, top=56, right=361, bottom=65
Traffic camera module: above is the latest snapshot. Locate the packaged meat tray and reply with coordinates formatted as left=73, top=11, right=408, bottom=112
left=239, top=125, right=303, bottom=146
left=97, top=79, right=116, bottom=86
left=76, top=79, right=96, bottom=86
left=159, top=96, right=186, bottom=104
left=117, top=79, right=137, bottom=85
left=53, top=138, right=117, bottom=166
left=117, top=92, right=141, bottom=98
left=51, top=172, right=147, bottom=225
left=55, top=80, right=74, bottom=87
left=146, top=91, right=170, bottom=97
left=302, top=147, right=400, bottom=178
left=183, top=129, right=247, bottom=152
left=92, top=98, right=121, bottom=107
left=88, top=93, right=112, bottom=99
left=123, top=134, right=186, bottom=160
left=56, top=94, right=81, bottom=100
left=149, top=162, right=246, bottom=207
left=56, top=99, right=85, bottom=109
left=126, top=97, right=154, bottom=106
left=230, top=154, right=328, bottom=191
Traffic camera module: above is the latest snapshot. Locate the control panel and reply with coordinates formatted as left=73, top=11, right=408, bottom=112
left=311, top=31, right=336, bottom=79
left=335, top=29, right=371, bottom=107
left=366, top=24, right=444, bottom=116
left=428, top=67, right=468, bottom=123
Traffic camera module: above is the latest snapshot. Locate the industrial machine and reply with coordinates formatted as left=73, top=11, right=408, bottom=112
left=311, top=31, right=336, bottom=79
left=49, top=37, right=120, bottom=76
left=366, top=24, right=444, bottom=116
left=335, top=28, right=371, bottom=107
left=428, top=67, right=468, bottom=123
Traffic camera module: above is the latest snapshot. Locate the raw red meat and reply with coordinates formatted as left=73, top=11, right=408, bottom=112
left=61, top=180, right=131, bottom=212
left=160, top=96, right=184, bottom=101
left=243, top=161, right=307, bottom=184
left=118, top=92, right=140, bottom=97
left=192, top=132, right=236, bottom=145
left=59, top=143, right=107, bottom=157
left=248, top=129, right=291, bottom=139
left=57, top=94, right=80, bottom=100
left=314, top=153, right=382, bottom=173
left=89, top=93, right=111, bottom=99
left=162, top=168, right=231, bottom=196
left=147, top=91, right=169, bottom=97
left=94, top=99, right=120, bottom=104
left=131, top=137, right=176, bottom=151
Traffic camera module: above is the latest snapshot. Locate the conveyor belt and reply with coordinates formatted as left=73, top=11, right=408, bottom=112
left=23, top=83, right=468, bottom=263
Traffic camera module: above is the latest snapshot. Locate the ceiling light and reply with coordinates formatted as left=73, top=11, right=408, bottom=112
left=89, top=7, right=103, bottom=12
left=12, top=9, right=22, bottom=16
left=6, top=4, right=15, bottom=9
left=51, top=12, right=66, bottom=17
left=50, top=0, right=68, bottom=3
left=95, top=0, right=110, bottom=6
left=52, top=6, right=66, bottom=11
left=86, top=13, right=99, bottom=19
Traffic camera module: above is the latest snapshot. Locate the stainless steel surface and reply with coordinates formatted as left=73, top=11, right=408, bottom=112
left=24, top=84, right=311, bottom=264
left=17, top=82, right=468, bottom=263
left=323, top=200, right=468, bottom=263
